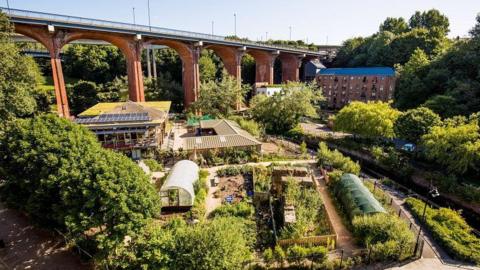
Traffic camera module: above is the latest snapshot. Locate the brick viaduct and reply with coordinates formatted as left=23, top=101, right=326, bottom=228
left=9, top=11, right=321, bottom=118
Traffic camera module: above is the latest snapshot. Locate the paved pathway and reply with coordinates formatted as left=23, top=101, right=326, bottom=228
left=311, top=167, right=357, bottom=253
left=0, top=203, right=91, bottom=270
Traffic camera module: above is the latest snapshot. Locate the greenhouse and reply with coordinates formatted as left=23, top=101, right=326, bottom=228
left=334, top=173, right=386, bottom=218
left=160, top=160, right=199, bottom=208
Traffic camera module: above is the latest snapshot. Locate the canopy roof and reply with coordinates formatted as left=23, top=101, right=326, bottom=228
left=160, top=160, right=199, bottom=205
left=338, top=173, right=386, bottom=215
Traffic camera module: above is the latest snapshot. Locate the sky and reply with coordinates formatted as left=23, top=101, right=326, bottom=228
left=3, top=0, right=480, bottom=45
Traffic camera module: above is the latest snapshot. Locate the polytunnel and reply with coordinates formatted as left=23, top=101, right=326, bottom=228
left=335, top=173, right=386, bottom=218
left=160, top=160, right=199, bottom=207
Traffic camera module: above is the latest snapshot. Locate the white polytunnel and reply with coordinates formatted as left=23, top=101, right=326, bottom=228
left=160, top=160, right=199, bottom=207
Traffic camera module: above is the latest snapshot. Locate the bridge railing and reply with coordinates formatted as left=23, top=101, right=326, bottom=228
left=1, top=7, right=323, bottom=54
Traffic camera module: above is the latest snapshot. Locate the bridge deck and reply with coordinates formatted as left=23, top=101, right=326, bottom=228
left=1, top=7, right=337, bottom=56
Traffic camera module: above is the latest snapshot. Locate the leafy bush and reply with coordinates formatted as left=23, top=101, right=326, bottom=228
left=0, top=115, right=160, bottom=264
left=190, top=170, right=209, bottom=220
left=143, top=158, right=164, bottom=172
left=230, top=115, right=264, bottom=138
left=216, top=165, right=253, bottom=177
left=115, top=217, right=255, bottom=269
left=405, top=197, right=480, bottom=264
left=317, top=142, right=360, bottom=175
left=352, top=213, right=415, bottom=261
left=253, top=165, right=271, bottom=192
left=210, top=201, right=254, bottom=219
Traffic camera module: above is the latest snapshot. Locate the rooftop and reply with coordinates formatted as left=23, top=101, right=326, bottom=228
left=78, top=101, right=171, bottom=117
left=75, top=101, right=171, bottom=126
left=183, top=119, right=261, bottom=150
left=319, top=67, right=395, bottom=76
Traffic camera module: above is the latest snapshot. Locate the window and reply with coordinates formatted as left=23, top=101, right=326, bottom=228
left=362, top=76, right=367, bottom=83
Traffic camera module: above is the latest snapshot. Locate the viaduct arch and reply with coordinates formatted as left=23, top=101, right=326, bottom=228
left=13, top=22, right=318, bottom=118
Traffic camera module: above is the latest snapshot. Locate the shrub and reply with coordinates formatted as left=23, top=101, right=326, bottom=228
left=405, top=197, right=480, bottom=264
left=143, top=158, right=164, bottom=172
left=263, top=248, right=274, bottom=264
left=190, top=170, right=209, bottom=220
left=306, top=246, right=328, bottom=263
left=273, top=245, right=286, bottom=263
left=317, top=142, right=360, bottom=175
left=210, top=201, right=254, bottom=219
left=287, top=245, right=308, bottom=264
left=352, top=213, right=415, bottom=261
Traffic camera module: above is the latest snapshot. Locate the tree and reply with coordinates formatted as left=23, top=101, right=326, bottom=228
left=409, top=9, right=450, bottom=37
left=112, top=217, right=254, bottom=269
left=470, top=14, right=480, bottom=39
left=191, top=71, right=248, bottom=117
left=421, top=119, right=480, bottom=174
left=63, top=44, right=126, bottom=83
left=199, top=51, right=218, bottom=83
left=0, top=114, right=160, bottom=261
left=379, top=17, right=409, bottom=34
left=394, top=107, right=441, bottom=143
left=423, top=95, right=464, bottom=118
left=250, top=82, right=323, bottom=134
left=145, top=72, right=184, bottom=112
left=0, top=12, right=42, bottom=122
left=68, top=80, right=100, bottom=115
left=333, top=101, right=401, bottom=139
left=394, top=48, right=431, bottom=110
left=241, top=54, right=256, bottom=85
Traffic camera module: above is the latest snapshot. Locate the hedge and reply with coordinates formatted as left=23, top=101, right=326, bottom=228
left=405, top=197, right=480, bottom=265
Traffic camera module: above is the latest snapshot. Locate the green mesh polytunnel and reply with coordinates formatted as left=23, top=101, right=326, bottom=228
left=335, top=173, right=386, bottom=218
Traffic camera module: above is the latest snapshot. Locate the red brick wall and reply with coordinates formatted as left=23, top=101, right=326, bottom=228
left=316, top=74, right=396, bottom=109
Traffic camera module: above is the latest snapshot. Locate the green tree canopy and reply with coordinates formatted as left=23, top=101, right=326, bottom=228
left=68, top=80, right=100, bottom=115
left=333, top=101, right=401, bottom=139
left=63, top=44, right=126, bottom=83
left=394, top=48, right=431, bottom=110
left=111, top=217, right=254, bottom=269
left=250, top=82, right=323, bottom=134
left=333, top=9, right=451, bottom=68
left=409, top=9, right=450, bottom=37
left=421, top=118, right=480, bottom=174
left=394, top=107, right=441, bottom=143
left=191, top=71, right=248, bottom=117
left=0, top=114, right=160, bottom=261
left=379, top=17, right=409, bottom=34
left=0, top=12, right=42, bottom=122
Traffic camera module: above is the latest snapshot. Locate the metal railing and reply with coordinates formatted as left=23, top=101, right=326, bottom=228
left=1, top=7, right=323, bottom=55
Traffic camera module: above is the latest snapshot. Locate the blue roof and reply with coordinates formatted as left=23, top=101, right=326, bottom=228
left=319, top=67, right=395, bottom=76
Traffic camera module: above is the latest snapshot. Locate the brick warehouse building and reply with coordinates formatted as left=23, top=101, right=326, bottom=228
left=316, top=67, right=396, bottom=109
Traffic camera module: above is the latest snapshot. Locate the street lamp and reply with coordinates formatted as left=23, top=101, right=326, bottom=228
left=211, top=21, right=214, bottom=36
left=233, top=13, right=237, bottom=37
left=421, top=186, right=440, bottom=221
left=415, top=186, right=440, bottom=254
left=132, top=7, right=136, bottom=25
left=147, top=0, right=152, bottom=31
left=289, top=26, right=292, bottom=40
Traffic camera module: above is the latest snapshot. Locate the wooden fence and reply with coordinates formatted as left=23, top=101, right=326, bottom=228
left=277, top=234, right=337, bottom=247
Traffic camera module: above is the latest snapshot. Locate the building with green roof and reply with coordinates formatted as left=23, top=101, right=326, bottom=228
left=75, top=101, right=170, bottom=159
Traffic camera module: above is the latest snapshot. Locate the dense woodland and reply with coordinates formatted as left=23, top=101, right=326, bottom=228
left=333, top=9, right=480, bottom=117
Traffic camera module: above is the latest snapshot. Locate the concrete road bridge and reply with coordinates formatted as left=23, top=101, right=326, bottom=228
left=2, top=7, right=335, bottom=118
